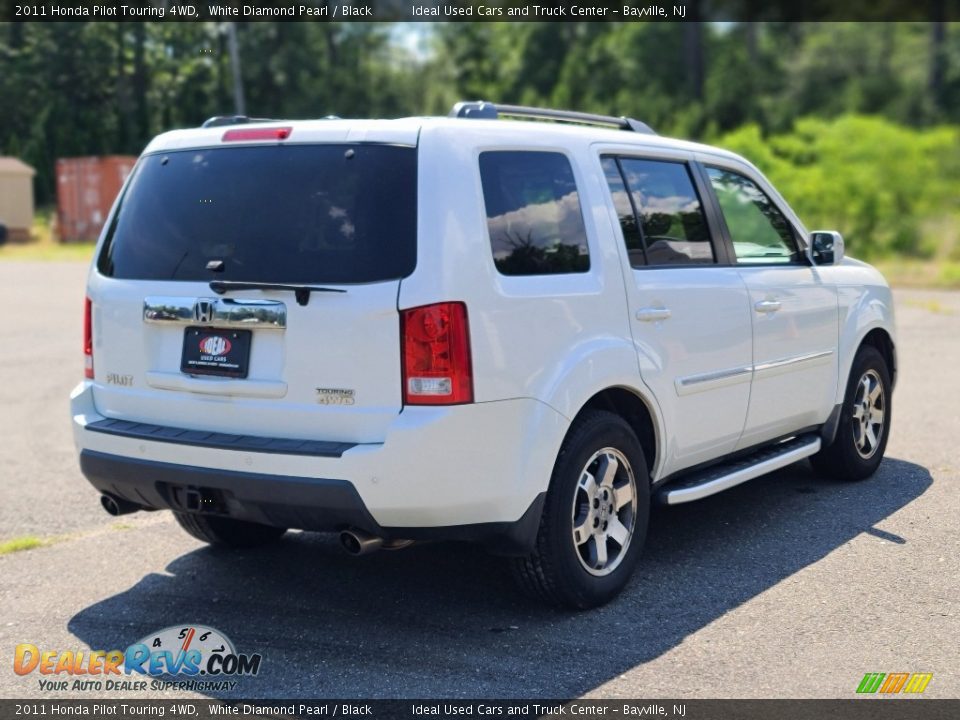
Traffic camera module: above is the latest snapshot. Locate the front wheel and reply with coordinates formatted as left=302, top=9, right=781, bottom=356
left=811, top=345, right=892, bottom=481
left=511, top=410, right=650, bottom=609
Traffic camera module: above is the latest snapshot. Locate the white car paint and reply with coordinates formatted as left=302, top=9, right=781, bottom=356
left=71, top=115, right=896, bottom=530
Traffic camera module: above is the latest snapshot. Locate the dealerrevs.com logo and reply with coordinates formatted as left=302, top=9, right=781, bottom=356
left=14, top=625, right=262, bottom=693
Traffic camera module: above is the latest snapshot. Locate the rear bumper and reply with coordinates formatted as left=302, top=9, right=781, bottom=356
left=80, top=449, right=545, bottom=554
left=71, top=382, right=567, bottom=554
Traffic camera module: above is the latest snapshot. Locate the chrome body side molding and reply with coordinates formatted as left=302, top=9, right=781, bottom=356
left=675, top=366, right=753, bottom=396
left=675, top=350, right=834, bottom=395
left=753, top=349, right=834, bottom=378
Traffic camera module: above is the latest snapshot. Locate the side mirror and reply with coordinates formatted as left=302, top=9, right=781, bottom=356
left=810, top=230, right=845, bottom=266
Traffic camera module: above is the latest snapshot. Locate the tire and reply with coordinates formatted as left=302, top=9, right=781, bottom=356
left=811, top=345, right=892, bottom=481
left=173, top=512, right=287, bottom=548
left=511, top=410, right=650, bottom=609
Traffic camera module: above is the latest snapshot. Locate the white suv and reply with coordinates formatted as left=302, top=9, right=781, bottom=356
left=71, top=102, right=896, bottom=608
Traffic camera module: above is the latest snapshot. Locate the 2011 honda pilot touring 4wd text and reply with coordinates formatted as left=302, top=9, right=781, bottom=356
left=72, top=102, right=896, bottom=608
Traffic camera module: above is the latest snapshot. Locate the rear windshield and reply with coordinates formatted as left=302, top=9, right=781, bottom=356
left=98, top=144, right=417, bottom=284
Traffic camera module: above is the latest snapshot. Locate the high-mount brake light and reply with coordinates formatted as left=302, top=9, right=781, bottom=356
left=222, top=127, right=292, bottom=142
left=83, top=297, right=94, bottom=379
left=401, top=302, right=473, bottom=405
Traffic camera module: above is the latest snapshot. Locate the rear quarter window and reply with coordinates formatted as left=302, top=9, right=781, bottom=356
left=98, top=144, right=417, bottom=284
left=479, top=151, right=590, bottom=276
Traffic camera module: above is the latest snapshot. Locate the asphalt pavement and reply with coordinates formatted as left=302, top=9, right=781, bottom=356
left=0, top=261, right=957, bottom=699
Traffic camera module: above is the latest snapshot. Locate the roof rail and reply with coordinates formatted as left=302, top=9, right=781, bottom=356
left=449, top=101, right=656, bottom=135
left=201, top=115, right=278, bottom=129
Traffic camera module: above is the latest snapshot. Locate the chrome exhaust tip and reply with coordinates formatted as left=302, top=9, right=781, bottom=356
left=339, top=528, right=383, bottom=556
left=100, top=494, right=139, bottom=517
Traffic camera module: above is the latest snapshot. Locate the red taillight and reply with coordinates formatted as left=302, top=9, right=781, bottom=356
left=83, top=297, right=94, bottom=379
left=222, top=127, right=292, bottom=142
left=401, top=302, right=473, bottom=405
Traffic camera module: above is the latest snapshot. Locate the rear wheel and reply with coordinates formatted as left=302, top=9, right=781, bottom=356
left=811, top=345, right=891, bottom=481
left=173, top=512, right=287, bottom=548
left=512, top=410, right=650, bottom=609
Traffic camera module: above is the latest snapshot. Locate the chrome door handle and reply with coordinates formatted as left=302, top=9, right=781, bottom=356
left=754, top=299, right=782, bottom=314
left=636, top=307, right=672, bottom=322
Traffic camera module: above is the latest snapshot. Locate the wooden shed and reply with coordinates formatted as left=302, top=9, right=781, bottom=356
left=0, top=157, right=36, bottom=243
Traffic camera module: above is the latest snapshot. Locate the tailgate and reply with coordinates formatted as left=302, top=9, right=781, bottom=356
left=88, top=140, right=416, bottom=444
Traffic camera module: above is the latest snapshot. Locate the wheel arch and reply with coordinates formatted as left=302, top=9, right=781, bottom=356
left=571, top=386, right=661, bottom=483
left=835, top=281, right=897, bottom=406
left=859, top=327, right=897, bottom=389
left=534, top=337, right=667, bottom=483
left=837, top=324, right=897, bottom=406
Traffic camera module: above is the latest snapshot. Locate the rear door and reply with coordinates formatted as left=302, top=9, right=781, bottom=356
left=88, top=140, right=418, bottom=444
left=599, top=152, right=754, bottom=476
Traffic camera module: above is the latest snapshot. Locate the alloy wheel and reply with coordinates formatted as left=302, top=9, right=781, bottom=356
left=852, top=369, right=885, bottom=459
left=570, top=448, right=638, bottom=576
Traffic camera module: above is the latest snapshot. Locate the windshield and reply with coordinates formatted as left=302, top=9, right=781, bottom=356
left=97, top=143, right=417, bottom=284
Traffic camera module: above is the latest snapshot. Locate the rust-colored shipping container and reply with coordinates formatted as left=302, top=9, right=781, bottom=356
left=56, top=156, right=137, bottom=243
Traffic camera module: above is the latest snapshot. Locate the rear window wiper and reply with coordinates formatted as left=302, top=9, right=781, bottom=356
left=209, top=280, right=346, bottom=307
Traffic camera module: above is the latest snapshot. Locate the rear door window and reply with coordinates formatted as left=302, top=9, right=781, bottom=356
left=98, top=144, right=417, bottom=284
left=603, top=157, right=715, bottom=267
left=601, top=157, right=647, bottom=267
left=479, top=151, right=590, bottom=276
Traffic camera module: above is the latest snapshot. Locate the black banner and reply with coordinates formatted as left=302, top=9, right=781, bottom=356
left=1, top=0, right=959, bottom=23
left=2, top=700, right=960, bottom=720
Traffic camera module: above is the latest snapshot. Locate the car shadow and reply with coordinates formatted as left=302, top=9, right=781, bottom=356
left=68, top=456, right=931, bottom=699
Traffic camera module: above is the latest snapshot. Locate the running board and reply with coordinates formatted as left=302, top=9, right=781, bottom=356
left=657, top=433, right=822, bottom=505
